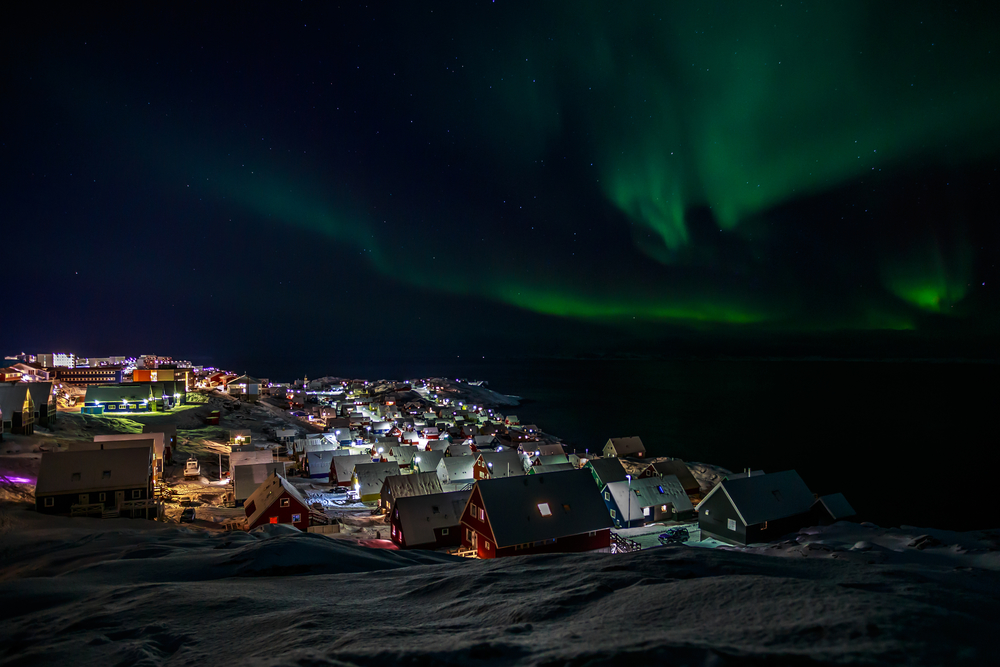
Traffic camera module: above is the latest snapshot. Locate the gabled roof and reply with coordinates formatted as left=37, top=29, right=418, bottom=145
left=651, top=460, right=700, bottom=494
left=394, top=490, right=471, bottom=547
left=437, top=456, right=476, bottom=481
left=229, top=375, right=261, bottom=385
left=699, top=470, right=815, bottom=526
left=473, top=469, right=613, bottom=548
left=332, top=454, right=374, bottom=484
left=605, top=437, right=646, bottom=456
left=532, top=454, right=570, bottom=466
left=477, top=450, right=524, bottom=478
left=36, top=448, right=150, bottom=495
left=305, top=450, right=336, bottom=478
left=604, top=475, right=693, bottom=522
left=244, top=473, right=308, bottom=525
left=353, top=461, right=401, bottom=493
left=234, top=462, right=289, bottom=501
left=530, top=463, right=575, bottom=475
left=414, top=450, right=444, bottom=473
left=386, top=445, right=418, bottom=465
left=587, top=458, right=628, bottom=485
left=473, top=435, right=499, bottom=446
left=446, top=444, right=473, bottom=457
left=815, top=493, right=856, bottom=521
left=0, top=384, right=33, bottom=418
left=23, top=382, right=54, bottom=408
left=535, top=443, right=565, bottom=456
left=382, top=472, right=442, bottom=502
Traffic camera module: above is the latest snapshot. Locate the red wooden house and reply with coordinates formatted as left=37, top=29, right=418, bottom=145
left=460, top=469, right=613, bottom=558
left=243, top=472, right=310, bottom=531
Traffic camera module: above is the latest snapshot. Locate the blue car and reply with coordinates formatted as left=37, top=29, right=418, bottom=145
left=658, top=527, right=689, bottom=545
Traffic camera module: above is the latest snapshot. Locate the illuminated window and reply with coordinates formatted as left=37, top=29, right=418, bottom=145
left=280, top=498, right=290, bottom=507
left=292, top=514, right=301, bottom=523
left=727, top=518, right=737, bottom=531
left=269, top=517, right=279, bottom=524
left=610, top=509, right=616, bottom=518
left=537, top=502, right=552, bottom=516
left=657, top=485, right=665, bottom=494
left=478, top=508, right=484, bottom=521
left=604, top=491, right=610, bottom=500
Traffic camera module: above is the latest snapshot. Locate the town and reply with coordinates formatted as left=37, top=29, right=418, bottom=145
left=1, top=351, right=856, bottom=554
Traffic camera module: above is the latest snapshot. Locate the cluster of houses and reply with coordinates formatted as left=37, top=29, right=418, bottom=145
left=223, top=378, right=855, bottom=554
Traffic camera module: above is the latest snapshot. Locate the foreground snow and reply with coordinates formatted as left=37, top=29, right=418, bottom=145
left=0, top=502, right=996, bottom=666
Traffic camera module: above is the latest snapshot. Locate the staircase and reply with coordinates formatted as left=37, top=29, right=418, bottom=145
left=102, top=508, right=120, bottom=519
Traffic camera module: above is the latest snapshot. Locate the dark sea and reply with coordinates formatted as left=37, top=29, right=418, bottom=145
left=298, top=357, right=997, bottom=532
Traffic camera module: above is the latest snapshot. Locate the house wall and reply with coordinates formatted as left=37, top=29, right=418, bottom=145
left=247, top=492, right=310, bottom=531
left=698, top=491, right=748, bottom=545
left=745, top=514, right=811, bottom=544
left=492, top=530, right=610, bottom=558
left=36, top=485, right=150, bottom=515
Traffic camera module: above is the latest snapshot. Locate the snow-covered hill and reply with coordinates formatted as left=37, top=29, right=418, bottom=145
left=1, top=502, right=996, bottom=666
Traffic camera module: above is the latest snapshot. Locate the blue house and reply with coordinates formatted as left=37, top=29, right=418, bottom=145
left=601, top=475, right=695, bottom=528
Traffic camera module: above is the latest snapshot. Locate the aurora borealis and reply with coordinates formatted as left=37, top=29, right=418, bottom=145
left=4, top=1, right=999, bottom=362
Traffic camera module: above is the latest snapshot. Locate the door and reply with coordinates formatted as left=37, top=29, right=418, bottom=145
left=79, top=494, right=89, bottom=505
left=115, top=491, right=125, bottom=508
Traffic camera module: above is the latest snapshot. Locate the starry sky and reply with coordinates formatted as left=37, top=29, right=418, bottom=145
left=3, top=2, right=999, bottom=371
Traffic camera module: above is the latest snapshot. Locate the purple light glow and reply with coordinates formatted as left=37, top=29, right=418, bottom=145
left=2, top=476, right=33, bottom=484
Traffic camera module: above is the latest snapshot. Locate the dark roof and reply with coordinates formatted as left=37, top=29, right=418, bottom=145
left=815, top=493, right=856, bottom=521
left=605, top=437, right=646, bottom=456
left=587, top=458, right=628, bottom=485
left=707, top=470, right=815, bottom=526
left=651, top=460, right=700, bottom=493
left=474, top=469, right=613, bottom=548
left=36, top=448, right=150, bottom=495
left=85, top=384, right=154, bottom=403
left=394, top=490, right=471, bottom=546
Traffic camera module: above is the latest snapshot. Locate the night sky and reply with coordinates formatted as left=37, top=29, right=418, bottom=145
left=4, top=2, right=999, bottom=372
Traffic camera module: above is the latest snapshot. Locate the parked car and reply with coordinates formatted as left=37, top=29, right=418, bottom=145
left=658, top=527, right=690, bottom=545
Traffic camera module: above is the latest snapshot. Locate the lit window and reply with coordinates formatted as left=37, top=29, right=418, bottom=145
left=280, top=498, right=290, bottom=507
left=610, top=509, right=616, bottom=518
left=657, top=485, right=665, bottom=494
left=604, top=491, right=610, bottom=500
left=478, top=508, right=484, bottom=521
left=727, top=518, right=737, bottom=531
left=292, top=514, right=301, bottom=523
left=537, top=502, right=552, bottom=516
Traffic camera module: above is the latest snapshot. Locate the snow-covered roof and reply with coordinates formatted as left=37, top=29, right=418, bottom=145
left=386, top=445, right=418, bottom=465
left=234, top=462, right=289, bottom=501
left=477, top=450, right=524, bottom=478
left=353, top=462, right=401, bottom=495
left=473, top=469, right=613, bottom=548
left=446, top=444, right=473, bottom=457
left=604, top=475, right=693, bottom=522
left=394, top=490, right=471, bottom=547
left=699, top=470, right=815, bottom=526
left=532, top=454, right=570, bottom=466
left=93, top=433, right=164, bottom=459
left=605, top=437, right=646, bottom=456
left=36, top=448, right=151, bottom=496
left=305, top=450, right=336, bottom=479
left=535, top=443, right=565, bottom=456
left=244, top=473, right=308, bottom=526
left=437, top=456, right=476, bottom=483
left=382, top=472, right=442, bottom=503
left=332, top=454, right=374, bottom=484
left=414, top=451, right=444, bottom=474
